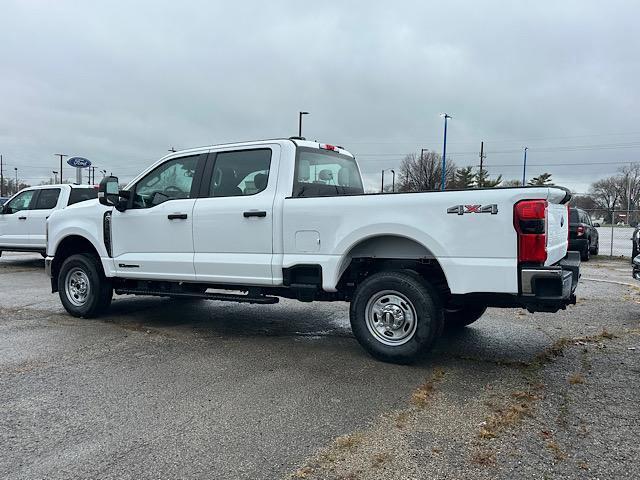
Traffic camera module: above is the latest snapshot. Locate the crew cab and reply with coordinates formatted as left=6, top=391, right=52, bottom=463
left=45, top=138, right=579, bottom=363
left=0, top=184, right=97, bottom=257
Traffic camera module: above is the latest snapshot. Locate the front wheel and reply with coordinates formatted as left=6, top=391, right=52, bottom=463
left=349, top=271, right=443, bottom=364
left=58, top=253, right=113, bottom=318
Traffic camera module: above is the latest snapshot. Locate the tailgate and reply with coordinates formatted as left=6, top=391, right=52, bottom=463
left=546, top=202, right=569, bottom=265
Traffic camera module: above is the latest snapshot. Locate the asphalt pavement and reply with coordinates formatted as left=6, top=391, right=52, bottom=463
left=1, top=252, right=639, bottom=479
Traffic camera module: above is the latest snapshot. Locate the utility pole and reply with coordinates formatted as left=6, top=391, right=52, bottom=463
left=0, top=154, right=4, bottom=197
left=14, top=168, right=18, bottom=194
left=53, top=171, right=58, bottom=184
left=381, top=169, right=385, bottom=193
left=478, top=141, right=486, bottom=188
left=440, top=113, right=452, bottom=191
left=298, top=111, right=309, bottom=138
left=55, top=154, right=68, bottom=184
left=521, top=147, right=528, bottom=186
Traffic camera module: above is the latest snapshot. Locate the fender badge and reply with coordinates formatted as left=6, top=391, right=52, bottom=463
left=447, top=204, right=499, bottom=215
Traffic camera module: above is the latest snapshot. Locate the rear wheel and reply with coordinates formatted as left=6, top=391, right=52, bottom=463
left=581, top=242, right=590, bottom=261
left=349, top=271, right=443, bottom=364
left=590, top=240, right=599, bottom=255
left=58, top=253, right=112, bottom=318
left=444, top=305, right=487, bottom=330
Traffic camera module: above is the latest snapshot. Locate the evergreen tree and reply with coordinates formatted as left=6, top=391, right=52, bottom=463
left=528, top=172, right=553, bottom=186
left=454, top=166, right=476, bottom=189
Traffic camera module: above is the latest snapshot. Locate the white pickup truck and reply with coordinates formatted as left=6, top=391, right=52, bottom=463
left=45, top=138, right=579, bottom=363
left=0, top=184, right=97, bottom=257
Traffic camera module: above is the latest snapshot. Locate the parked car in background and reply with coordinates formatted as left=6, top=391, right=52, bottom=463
left=0, top=184, right=97, bottom=257
left=631, top=226, right=640, bottom=261
left=569, top=207, right=599, bottom=261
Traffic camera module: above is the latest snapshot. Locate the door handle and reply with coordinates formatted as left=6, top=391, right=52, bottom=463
left=243, top=211, right=267, bottom=218
left=18, top=216, right=27, bottom=220
left=167, top=213, right=188, bottom=220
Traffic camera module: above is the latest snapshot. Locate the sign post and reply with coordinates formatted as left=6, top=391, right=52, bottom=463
left=67, top=157, right=92, bottom=184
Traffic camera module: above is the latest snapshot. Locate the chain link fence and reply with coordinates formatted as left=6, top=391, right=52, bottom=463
left=582, top=209, right=638, bottom=258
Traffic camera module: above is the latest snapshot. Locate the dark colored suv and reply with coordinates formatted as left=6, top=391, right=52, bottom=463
left=569, top=208, right=599, bottom=261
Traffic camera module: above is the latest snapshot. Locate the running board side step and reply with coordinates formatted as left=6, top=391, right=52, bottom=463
left=114, top=288, right=279, bottom=304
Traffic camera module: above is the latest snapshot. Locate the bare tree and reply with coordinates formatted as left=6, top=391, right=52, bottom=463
left=590, top=176, right=622, bottom=223
left=397, top=150, right=456, bottom=192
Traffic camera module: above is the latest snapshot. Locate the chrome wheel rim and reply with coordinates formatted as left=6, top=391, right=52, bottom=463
left=65, top=268, right=91, bottom=307
left=365, top=290, right=418, bottom=346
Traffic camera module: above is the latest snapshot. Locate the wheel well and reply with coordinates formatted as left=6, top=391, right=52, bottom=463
left=337, top=235, right=450, bottom=301
left=51, top=236, right=101, bottom=289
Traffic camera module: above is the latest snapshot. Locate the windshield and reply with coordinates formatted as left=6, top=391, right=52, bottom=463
left=293, top=147, right=364, bottom=197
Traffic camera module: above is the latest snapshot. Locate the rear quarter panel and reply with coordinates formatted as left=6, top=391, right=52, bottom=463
left=281, top=187, right=567, bottom=294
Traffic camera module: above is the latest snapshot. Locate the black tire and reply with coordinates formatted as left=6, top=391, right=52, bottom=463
left=444, top=305, right=487, bottom=330
left=58, top=253, right=112, bottom=318
left=632, top=244, right=638, bottom=264
left=581, top=242, right=590, bottom=261
left=590, top=241, right=599, bottom=255
left=349, top=270, right=443, bottom=364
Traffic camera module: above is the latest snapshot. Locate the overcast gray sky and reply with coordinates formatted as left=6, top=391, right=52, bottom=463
left=1, top=0, right=639, bottom=192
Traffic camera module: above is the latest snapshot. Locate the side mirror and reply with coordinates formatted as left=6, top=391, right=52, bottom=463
left=98, top=176, right=127, bottom=211
left=594, top=223, right=600, bottom=228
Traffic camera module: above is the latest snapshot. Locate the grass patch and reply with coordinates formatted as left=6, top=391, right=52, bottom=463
left=568, top=372, right=585, bottom=385
left=394, top=410, right=410, bottom=429
left=411, top=368, right=445, bottom=408
left=371, top=452, right=391, bottom=468
left=335, top=433, right=363, bottom=453
left=470, top=448, right=496, bottom=466
left=546, top=439, right=567, bottom=461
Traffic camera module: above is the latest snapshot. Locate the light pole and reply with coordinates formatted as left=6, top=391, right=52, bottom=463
left=53, top=171, right=58, bottom=184
left=298, top=111, right=309, bottom=138
left=440, top=113, right=452, bottom=191
left=521, top=147, right=528, bottom=186
left=55, top=154, right=68, bottom=184
left=14, top=167, right=18, bottom=193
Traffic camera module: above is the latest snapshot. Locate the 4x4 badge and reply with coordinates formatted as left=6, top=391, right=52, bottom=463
left=447, top=204, right=499, bottom=215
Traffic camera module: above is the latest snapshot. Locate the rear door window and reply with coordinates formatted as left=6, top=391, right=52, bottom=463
left=207, top=149, right=271, bottom=197
left=68, top=188, right=98, bottom=205
left=33, top=189, right=61, bottom=210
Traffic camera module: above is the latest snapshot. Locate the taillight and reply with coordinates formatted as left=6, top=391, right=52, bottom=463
left=577, top=225, right=585, bottom=236
left=514, top=199, right=547, bottom=264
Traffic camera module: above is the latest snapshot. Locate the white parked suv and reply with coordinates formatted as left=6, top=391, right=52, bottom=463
left=0, top=184, right=97, bottom=257
left=45, top=138, right=579, bottom=363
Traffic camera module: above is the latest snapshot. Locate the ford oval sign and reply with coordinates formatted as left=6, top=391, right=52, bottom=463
left=67, top=157, right=91, bottom=168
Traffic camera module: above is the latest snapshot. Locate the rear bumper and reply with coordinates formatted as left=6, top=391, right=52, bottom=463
left=519, top=251, right=580, bottom=312
left=568, top=238, right=588, bottom=251
left=449, top=252, right=580, bottom=313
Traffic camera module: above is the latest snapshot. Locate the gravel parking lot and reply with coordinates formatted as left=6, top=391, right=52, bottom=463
left=1, top=253, right=639, bottom=479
